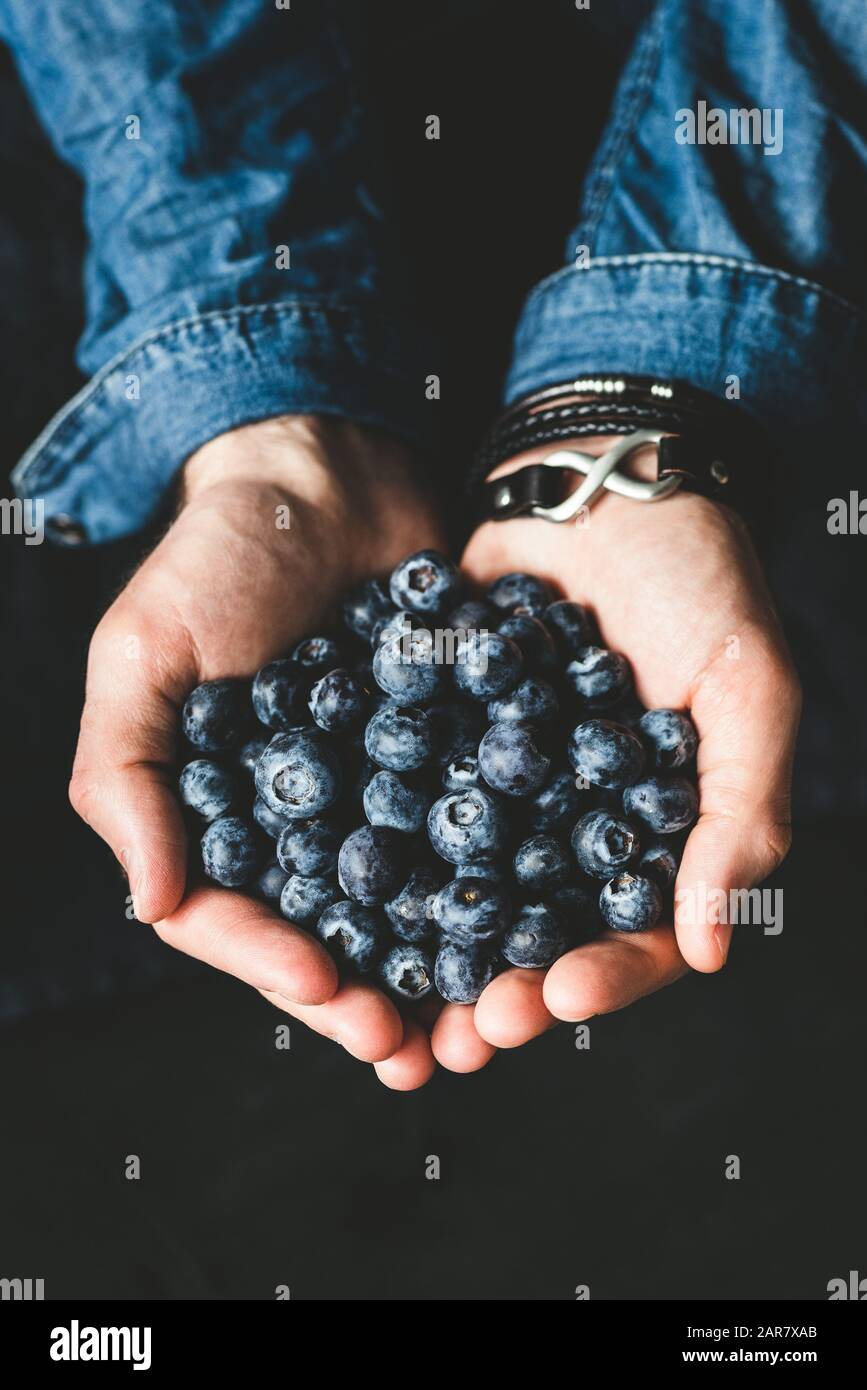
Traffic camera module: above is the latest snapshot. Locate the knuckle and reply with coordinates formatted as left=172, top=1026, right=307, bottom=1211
left=68, top=766, right=99, bottom=824
left=757, top=817, right=793, bottom=875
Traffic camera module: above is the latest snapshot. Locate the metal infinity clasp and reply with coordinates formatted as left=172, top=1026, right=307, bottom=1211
left=531, top=430, right=683, bottom=522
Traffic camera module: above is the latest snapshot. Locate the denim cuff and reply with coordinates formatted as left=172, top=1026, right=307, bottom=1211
left=12, top=296, right=434, bottom=545
left=504, top=253, right=867, bottom=446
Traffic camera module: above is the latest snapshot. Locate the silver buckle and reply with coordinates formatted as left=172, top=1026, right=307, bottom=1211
left=530, top=430, right=683, bottom=522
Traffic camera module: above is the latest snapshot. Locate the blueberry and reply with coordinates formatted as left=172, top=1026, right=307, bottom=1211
left=308, top=668, right=368, bottom=732
left=550, top=879, right=599, bottom=930
left=513, top=834, right=571, bottom=891
left=623, top=775, right=699, bottom=834
left=371, top=609, right=418, bottom=650
left=567, top=718, right=646, bottom=789
left=426, top=701, right=486, bottom=763
left=566, top=646, right=632, bottom=709
left=253, top=796, right=291, bottom=839
left=276, top=817, right=341, bottom=877
left=452, top=860, right=506, bottom=883
left=384, top=867, right=443, bottom=943
left=543, top=599, right=595, bottom=657
left=179, top=759, right=236, bottom=821
left=434, top=941, right=497, bottom=1003
left=337, top=825, right=406, bottom=905
left=442, top=752, right=480, bottom=793
left=255, top=859, right=290, bottom=904
left=447, top=597, right=496, bottom=631
left=254, top=730, right=342, bottom=818
left=372, top=630, right=448, bottom=702
left=431, top=876, right=512, bottom=943
left=316, top=899, right=385, bottom=973
left=497, top=614, right=558, bottom=672
left=252, top=660, right=305, bottom=731
left=599, top=873, right=663, bottom=932
left=638, top=841, right=680, bottom=889
left=201, top=815, right=260, bottom=887
left=363, top=770, right=431, bottom=833
left=427, top=788, right=509, bottom=864
left=389, top=549, right=462, bottom=617
left=571, top=809, right=641, bottom=879
left=182, top=679, right=250, bottom=752
left=291, top=635, right=342, bottom=674
left=364, top=704, right=432, bottom=771
left=341, top=576, right=396, bottom=643
left=379, top=943, right=436, bottom=1000
left=477, top=721, right=551, bottom=796
left=487, top=572, right=554, bottom=617
left=525, top=767, right=585, bottom=833
left=453, top=631, right=523, bottom=701
left=501, top=902, right=568, bottom=968
left=487, top=676, right=559, bottom=725
left=638, top=708, right=698, bottom=770
left=237, top=736, right=268, bottom=778
left=280, top=873, right=342, bottom=928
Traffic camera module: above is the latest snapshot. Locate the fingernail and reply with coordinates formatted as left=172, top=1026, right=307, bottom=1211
left=714, top=925, right=732, bottom=965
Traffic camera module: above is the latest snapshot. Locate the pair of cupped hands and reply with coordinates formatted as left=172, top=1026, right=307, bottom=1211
left=69, top=415, right=800, bottom=1089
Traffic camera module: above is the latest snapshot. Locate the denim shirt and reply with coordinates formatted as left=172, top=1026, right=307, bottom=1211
left=3, top=0, right=867, bottom=544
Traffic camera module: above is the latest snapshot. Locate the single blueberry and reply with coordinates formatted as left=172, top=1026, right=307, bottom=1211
left=236, top=736, right=268, bottom=778
left=379, top=943, right=436, bottom=1000
left=599, top=873, right=663, bottom=932
left=384, top=867, right=444, bottom=943
left=427, top=787, right=509, bottom=864
left=370, top=608, right=419, bottom=650
left=452, top=860, right=506, bottom=883
left=182, top=679, right=250, bottom=752
left=291, top=635, right=342, bottom=674
left=442, top=752, right=481, bottom=793
left=513, top=834, right=571, bottom=891
left=254, top=730, right=342, bottom=818
left=497, top=613, right=558, bottom=672
left=638, top=841, right=680, bottom=889
left=389, top=549, right=463, bottom=617
left=571, top=809, right=641, bottom=879
left=179, top=759, right=236, bottom=821
left=447, top=597, right=497, bottom=631
left=638, top=708, right=698, bottom=770
left=308, top=667, right=368, bottom=732
left=477, top=721, right=551, bottom=796
left=316, top=899, right=386, bottom=973
left=253, top=796, right=292, bottom=839
left=341, top=576, right=396, bottom=643
left=501, top=902, right=569, bottom=968
left=623, top=775, right=699, bottom=834
left=566, top=646, right=633, bottom=709
left=372, top=630, right=448, bottom=702
left=487, top=676, right=559, bottom=725
left=337, top=825, right=407, bottom=905
left=525, top=767, right=585, bottom=833
left=363, top=770, right=431, bottom=833
left=201, top=815, right=260, bottom=887
left=276, top=816, right=341, bottom=877
left=486, top=572, right=554, bottom=617
left=453, top=631, right=523, bottom=701
left=255, top=859, right=290, bottom=904
left=434, top=941, right=497, bottom=1003
left=280, top=873, right=342, bottom=928
left=431, top=877, right=512, bottom=943
left=364, top=704, right=432, bottom=771
left=252, top=660, right=306, bottom=732
left=426, top=701, right=487, bottom=764
left=543, top=599, right=595, bottom=657
left=567, top=718, right=646, bottom=789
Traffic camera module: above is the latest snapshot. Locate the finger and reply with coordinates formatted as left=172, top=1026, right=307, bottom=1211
left=69, top=613, right=195, bottom=923
left=155, top=885, right=338, bottom=1005
left=472, top=969, right=557, bottom=1049
left=374, top=1018, right=437, bottom=1090
left=677, top=632, right=801, bottom=971
left=260, top=979, right=404, bottom=1062
left=542, top=926, right=687, bottom=1021
left=431, top=1003, right=498, bottom=1072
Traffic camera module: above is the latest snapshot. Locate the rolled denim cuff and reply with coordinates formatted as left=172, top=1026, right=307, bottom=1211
left=504, top=252, right=867, bottom=445
left=12, top=296, right=433, bottom=545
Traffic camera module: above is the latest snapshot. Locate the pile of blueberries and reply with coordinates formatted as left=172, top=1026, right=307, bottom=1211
left=178, top=551, right=698, bottom=1005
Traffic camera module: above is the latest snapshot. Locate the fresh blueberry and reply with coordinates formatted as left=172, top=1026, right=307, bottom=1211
left=182, top=679, right=250, bottom=752
left=501, top=902, right=568, bottom=968
left=434, top=941, right=497, bottom=1003
left=638, top=708, right=698, bottom=770
left=364, top=704, right=432, bottom=771
left=389, top=549, right=462, bottom=617
left=426, top=701, right=486, bottom=763
left=316, top=899, right=385, bottom=973
left=543, top=599, right=595, bottom=657
left=372, top=630, right=448, bottom=702
left=255, top=859, right=290, bottom=904
left=497, top=614, right=558, bottom=672
left=431, top=876, right=512, bottom=943
left=599, top=873, right=663, bottom=932
left=370, top=609, right=418, bottom=650
left=604, top=692, right=647, bottom=729
left=236, top=736, right=268, bottom=778
left=276, top=816, right=341, bottom=877
left=525, top=767, right=585, bottom=833
left=452, top=860, right=506, bottom=883
left=487, top=676, right=559, bottom=725
left=363, top=770, right=431, bottom=833
left=487, top=572, right=554, bottom=617
left=384, top=867, right=443, bottom=943
left=254, top=730, right=342, bottom=818
left=337, top=825, right=406, bottom=905
left=308, top=668, right=368, bottom=732
left=379, top=943, right=436, bottom=1000
left=291, top=635, right=342, bottom=674
left=453, top=631, right=523, bottom=701
left=571, top=809, right=641, bottom=879
left=201, top=815, right=260, bottom=887
left=253, top=796, right=291, bottom=839
left=280, top=873, right=342, bottom=928
left=427, top=787, right=509, bottom=864
left=477, top=721, right=551, bottom=796
left=513, top=834, right=571, bottom=891
left=567, top=718, right=646, bottom=789
left=179, top=759, right=236, bottom=821
left=252, top=660, right=305, bottom=732
left=565, top=646, right=633, bottom=709
left=447, top=597, right=496, bottom=631
left=442, top=752, right=480, bottom=793
left=638, top=841, right=680, bottom=889
left=341, top=576, right=396, bottom=643
left=623, top=775, right=699, bottom=833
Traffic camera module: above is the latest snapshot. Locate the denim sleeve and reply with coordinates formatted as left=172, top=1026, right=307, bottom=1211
left=2, top=0, right=430, bottom=543
left=504, top=0, right=867, bottom=450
